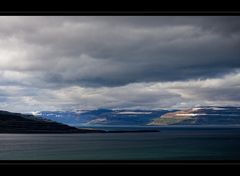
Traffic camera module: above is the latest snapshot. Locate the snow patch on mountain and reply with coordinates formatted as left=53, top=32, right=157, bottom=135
left=115, top=111, right=152, bottom=115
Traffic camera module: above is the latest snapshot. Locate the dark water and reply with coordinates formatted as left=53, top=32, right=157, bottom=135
left=1, top=127, right=240, bottom=160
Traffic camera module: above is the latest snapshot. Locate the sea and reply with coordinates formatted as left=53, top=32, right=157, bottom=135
left=1, top=126, right=240, bottom=160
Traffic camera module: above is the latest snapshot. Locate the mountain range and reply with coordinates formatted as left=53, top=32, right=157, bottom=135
left=35, top=106, right=240, bottom=127
left=36, top=109, right=170, bottom=127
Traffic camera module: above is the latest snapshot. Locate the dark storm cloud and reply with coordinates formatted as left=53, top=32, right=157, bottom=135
left=1, top=16, right=240, bottom=112
left=0, top=16, right=240, bottom=88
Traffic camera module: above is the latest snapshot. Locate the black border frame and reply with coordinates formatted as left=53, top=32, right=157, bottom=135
left=0, top=11, right=240, bottom=15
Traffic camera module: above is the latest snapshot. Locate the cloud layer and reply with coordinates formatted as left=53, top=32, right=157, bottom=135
left=0, top=16, right=239, bottom=112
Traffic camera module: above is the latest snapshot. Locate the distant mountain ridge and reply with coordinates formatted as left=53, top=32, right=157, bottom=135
left=0, top=110, right=104, bottom=133
left=149, top=106, right=240, bottom=126
left=37, top=109, right=172, bottom=127
left=36, top=107, right=240, bottom=127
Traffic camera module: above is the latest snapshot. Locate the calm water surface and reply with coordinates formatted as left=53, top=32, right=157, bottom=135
left=1, top=127, right=240, bottom=160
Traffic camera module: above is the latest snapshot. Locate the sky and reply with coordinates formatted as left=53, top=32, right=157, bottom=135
left=0, top=16, right=240, bottom=113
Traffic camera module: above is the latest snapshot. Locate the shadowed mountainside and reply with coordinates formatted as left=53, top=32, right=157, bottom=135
left=0, top=110, right=104, bottom=133
left=37, top=109, right=171, bottom=127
